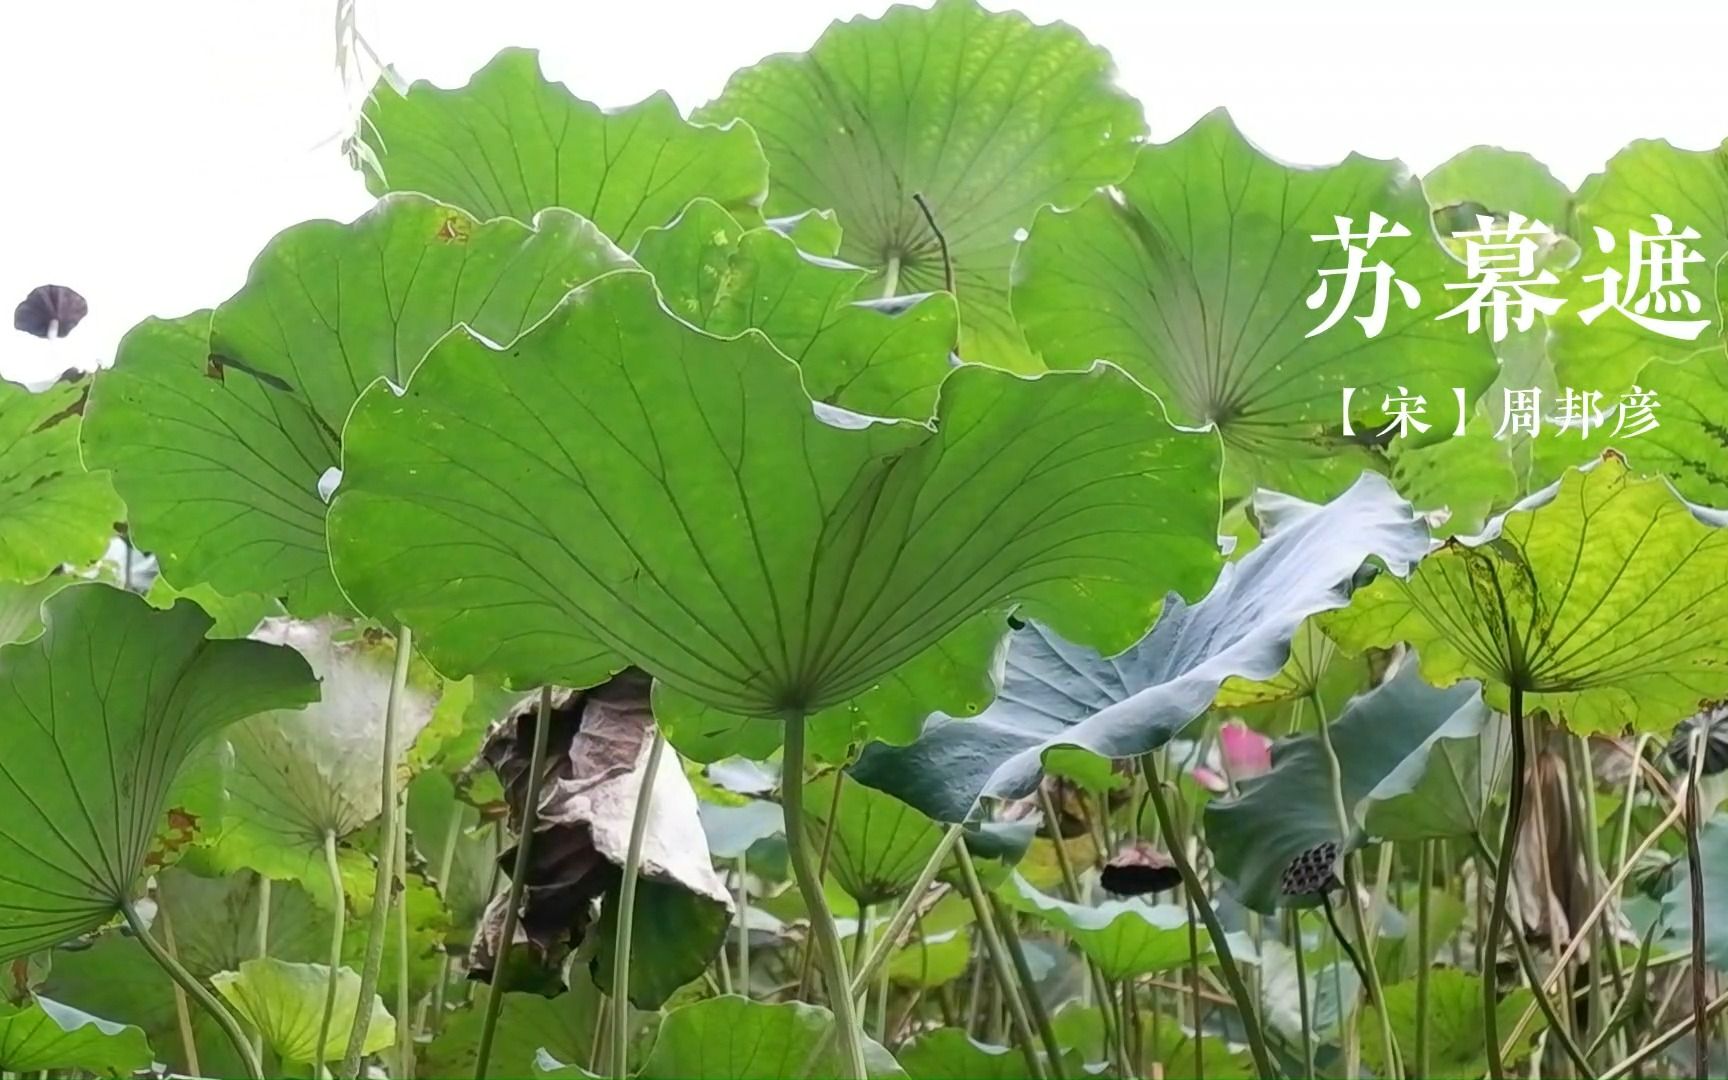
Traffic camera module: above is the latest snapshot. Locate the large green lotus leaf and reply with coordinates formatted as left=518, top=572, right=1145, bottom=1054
left=1528, top=342, right=1728, bottom=507
left=212, top=958, right=393, bottom=1066
left=0, top=576, right=73, bottom=645
left=0, top=584, right=317, bottom=963
left=1205, top=662, right=1488, bottom=913
left=144, top=578, right=283, bottom=640
left=697, top=0, right=1144, bottom=371
left=355, top=48, right=767, bottom=247
left=0, top=997, right=152, bottom=1075
left=1423, top=146, right=1574, bottom=236
left=622, top=995, right=904, bottom=1079
left=1361, top=969, right=1545, bottom=1077
left=0, top=375, right=122, bottom=584
left=204, top=618, right=438, bottom=881
left=329, top=269, right=1220, bottom=757
left=997, top=873, right=1204, bottom=980
left=1013, top=109, right=1498, bottom=499
left=1549, top=139, right=1728, bottom=397
left=422, top=988, right=594, bottom=1080
left=852, top=473, right=1427, bottom=822
left=636, top=198, right=956, bottom=419
left=155, top=865, right=326, bottom=980
left=82, top=195, right=631, bottom=615
left=885, top=926, right=971, bottom=989
left=1328, top=452, right=1728, bottom=734
left=803, top=773, right=945, bottom=907
left=896, top=1029, right=1029, bottom=1080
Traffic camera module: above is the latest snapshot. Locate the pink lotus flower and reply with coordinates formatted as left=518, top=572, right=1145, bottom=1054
left=1219, top=719, right=1272, bottom=781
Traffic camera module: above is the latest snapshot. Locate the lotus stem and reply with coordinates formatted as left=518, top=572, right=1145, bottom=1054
left=1140, top=755, right=1278, bottom=1080
left=851, top=823, right=963, bottom=995
left=1485, top=688, right=1528, bottom=1080
left=253, top=874, right=271, bottom=1063
left=1685, top=725, right=1708, bottom=1080
left=395, top=811, right=414, bottom=1078
left=1037, top=786, right=1129, bottom=1076
left=316, top=829, right=346, bottom=1077
left=796, top=772, right=848, bottom=998
left=736, top=854, right=751, bottom=997
left=1311, top=690, right=1400, bottom=1078
left=1416, top=840, right=1433, bottom=1080
left=341, top=623, right=412, bottom=1079
left=879, top=254, right=901, bottom=300
left=783, top=711, right=869, bottom=1080
left=474, top=684, right=554, bottom=1080
left=160, top=904, right=203, bottom=1077
left=123, top=898, right=263, bottom=1080
left=611, top=730, right=667, bottom=1079
left=1291, top=909, right=1316, bottom=1080
left=954, top=843, right=1045, bottom=1079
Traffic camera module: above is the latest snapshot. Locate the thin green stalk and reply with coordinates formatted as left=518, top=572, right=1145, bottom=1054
left=1485, top=688, right=1528, bottom=1080
left=1311, top=690, right=1400, bottom=1079
left=879, top=255, right=901, bottom=299
left=1291, top=909, right=1315, bottom=1080
left=123, top=898, right=263, bottom=1080
left=161, top=905, right=203, bottom=1078
left=851, top=823, right=964, bottom=996
left=474, top=685, right=554, bottom=1080
left=253, top=874, right=271, bottom=1063
left=1038, top=786, right=1129, bottom=1077
left=989, top=891, right=1065, bottom=1080
left=1416, top=841, right=1432, bottom=1080
left=851, top=902, right=872, bottom=1007
left=1140, top=757, right=1278, bottom=1080
left=1685, top=726, right=1708, bottom=1080
left=736, top=854, right=751, bottom=997
left=341, top=624, right=413, bottom=1079
left=955, top=843, right=1046, bottom=1079
left=316, top=830, right=347, bottom=1078
left=783, top=712, right=868, bottom=1080
left=395, top=810, right=414, bottom=1078
left=1186, top=890, right=1204, bottom=1080
left=795, top=771, right=849, bottom=999
left=610, top=731, right=667, bottom=1079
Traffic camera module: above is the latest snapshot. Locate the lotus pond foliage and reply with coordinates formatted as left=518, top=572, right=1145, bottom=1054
left=8, top=2, right=1728, bottom=1078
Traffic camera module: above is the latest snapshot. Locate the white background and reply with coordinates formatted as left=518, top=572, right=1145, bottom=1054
left=4, top=0, right=1726, bottom=382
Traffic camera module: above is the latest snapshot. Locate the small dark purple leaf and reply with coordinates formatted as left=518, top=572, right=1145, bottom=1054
left=13, top=285, right=88, bottom=339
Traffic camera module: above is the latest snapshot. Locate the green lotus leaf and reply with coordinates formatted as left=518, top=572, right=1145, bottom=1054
left=423, top=988, right=597, bottom=1080
left=355, top=48, right=767, bottom=247
left=329, top=269, right=1220, bottom=758
left=1528, top=340, right=1728, bottom=507
left=1328, top=452, right=1728, bottom=734
left=203, top=618, right=438, bottom=880
left=212, top=958, right=393, bottom=1066
left=1423, top=146, right=1574, bottom=237
left=1549, top=138, right=1728, bottom=397
left=1205, top=661, right=1488, bottom=913
left=1361, top=969, right=1546, bottom=1077
left=1136, top=1016, right=1254, bottom=1080
left=83, top=195, right=631, bottom=615
left=1656, top=817, right=1728, bottom=967
left=0, top=584, right=317, bottom=963
left=1014, top=109, right=1499, bottom=499
left=996, top=873, right=1205, bottom=980
left=0, top=575, right=72, bottom=646
left=633, top=995, right=905, bottom=1079
left=0, top=375, right=121, bottom=584
left=895, top=1029, right=1030, bottom=1079
left=636, top=198, right=956, bottom=419
left=143, top=578, right=283, bottom=639
left=802, top=773, right=946, bottom=907
left=885, top=926, right=971, bottom=989
left=0, top=997, right=152, bottom=1075
left=697, top=0, right=1144, bottom=371
left=853, top=473, right=1426, bottom=822
left=406, top=769, right=494, bottom=942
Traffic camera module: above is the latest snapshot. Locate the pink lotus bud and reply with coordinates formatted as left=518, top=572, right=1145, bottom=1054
left=1220, top=720, right=1272, bottom=781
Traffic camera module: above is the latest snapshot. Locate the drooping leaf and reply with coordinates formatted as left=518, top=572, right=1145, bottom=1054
left=0, top=374, right=121, bottom=583
left=212, top=958, right=394, bottom=1065
left=0, top=997, right=152, bottom=1075
left=328, top=269, right=1220, bottom=759
left=636, top=198, right=956, bottom=419
left=698, top=0, right=1145, bottom=370
left=1328, top=451, right=1728, bottom=735
left=1013, top=109, right=1499, bottom=499
left=0, top=584, right=317, bottom=963
left=468, top=675, right=732, bottom=1010
left=852, top=472, right=1426, bottom=822
left=997, top=873, right=1204, bottom=980
left=1205, top=661, right=1489, bottom=913
left=1549, top=138, right=1728, bottom=397
left=203, top=617, right=438, bottom=883
left=803, top=773, right=946, bottom=907
left=1361, top=969, right=1546, bottom=1076
left=82, top=195, right=631, bottom=614
left=354, top=48, right=767, bottom=247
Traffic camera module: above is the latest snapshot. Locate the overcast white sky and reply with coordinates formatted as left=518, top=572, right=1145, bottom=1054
left=5, top=0, right=1727, bottom=383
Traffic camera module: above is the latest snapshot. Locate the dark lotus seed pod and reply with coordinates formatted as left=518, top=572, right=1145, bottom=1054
left=1279, top=840, right=1342, bottom=899
left=1100, top=842, right=1181, bottom=897
left=1667, top=708, right=1728, bottom=776
left=14, top=285, right=88, bottom=338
